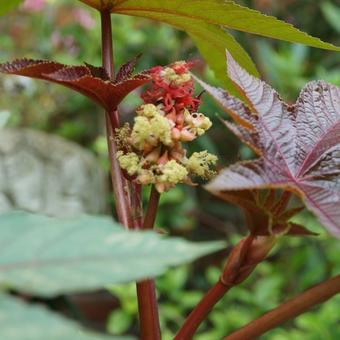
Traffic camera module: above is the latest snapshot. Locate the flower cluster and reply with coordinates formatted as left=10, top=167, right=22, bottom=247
left=116, top=61, right=217, bottom=192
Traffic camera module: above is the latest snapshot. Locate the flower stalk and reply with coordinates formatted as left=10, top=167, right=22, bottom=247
left=136, top=185, right=161, bottom=340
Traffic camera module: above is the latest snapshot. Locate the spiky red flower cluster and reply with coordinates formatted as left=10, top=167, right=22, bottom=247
left=142, top=61, right=201, bottom=117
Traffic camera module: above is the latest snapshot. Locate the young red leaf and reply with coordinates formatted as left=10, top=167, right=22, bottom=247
left=200, top=51, right=340, bottom=238
left=115, top=54, right=142, bottom=83
left=84, top=62, right=110, bottom=80
left=216, top=190, right=315, bottom=236
left=0, top=59, right=150, bottom=112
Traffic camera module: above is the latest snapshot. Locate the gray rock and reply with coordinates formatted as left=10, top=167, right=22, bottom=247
left=0, top=128, right=108, bottom=216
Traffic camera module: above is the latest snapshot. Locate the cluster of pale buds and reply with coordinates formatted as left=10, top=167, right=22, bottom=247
left=116, top=61, right=217, bottom=193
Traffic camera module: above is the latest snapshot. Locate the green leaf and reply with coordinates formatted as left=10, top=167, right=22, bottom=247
left=102, top=0, right=340, bottom=88
left=0, top=212, right=224, bottom=296
left=107, top=310, right=133, bottom=335
left=111, top=0, right=340, bottom=51
left=189, top=25, right=258, bottom=89
left=111, top=8, right=257, bottom=89
left=0, top=293, right=131, bottom=340
left=0, top=0, right=22, bottom=16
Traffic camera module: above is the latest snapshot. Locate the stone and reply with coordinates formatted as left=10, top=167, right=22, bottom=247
left=0, top=128, right=108, bottom=216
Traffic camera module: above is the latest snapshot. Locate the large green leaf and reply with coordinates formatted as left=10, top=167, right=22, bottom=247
left=126, top=11, right=258, bottom=89
left=0, top=212, right=224, bottom=296
left=0, top=293, right=131, bottom=340
left=78, top=0, right=340, bottom=88
left=0, top=0, right=22, bottom=16
left=109, top=0, right=339, bottom=50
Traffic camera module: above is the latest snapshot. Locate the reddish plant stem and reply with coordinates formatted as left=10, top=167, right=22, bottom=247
left=175, top=280, right=231, bottom=340
left=176, top=235, right=275, bottom=339
left=131, top=182, right=143, bottom=230
left=136, top=280, right=161, bottom=340
left=100, top=10, right=131, bottom=229
left=100, top=11, right=161, bottom=338
left=142, top=186, right=161, bottom=230
left=225, top=274, right=340, bottom=340
left=136, top=185, right=161, bottom=340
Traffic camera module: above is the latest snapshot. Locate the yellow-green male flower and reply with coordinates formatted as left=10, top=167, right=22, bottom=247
left=186, top=151, right=218, bottom=179
left=116, top=61, right=218, bottom=193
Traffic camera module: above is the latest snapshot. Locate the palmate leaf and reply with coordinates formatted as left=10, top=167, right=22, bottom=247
left=0, top=59, right=150, bottom=112
left=199, top=51, right=340, bottom=238
left=0, top=294, right=131, bottom=340
left=0, top=212, right=224, bottom=297
left=79, top=0, right=339, bottom=88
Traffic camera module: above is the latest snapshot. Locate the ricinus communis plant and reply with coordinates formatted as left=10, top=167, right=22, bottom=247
left=0, top=1, right=339, bottom=339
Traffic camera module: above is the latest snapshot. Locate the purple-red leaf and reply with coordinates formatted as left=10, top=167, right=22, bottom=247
left=201, top=51, right=340, bottom=238
left=115, top=54, right=142, bottom=83
left=0, top=59, right=150, bottom=112
left=84, top=62, right=110, bottom=80
left=216, top=190, right=314, bottom=236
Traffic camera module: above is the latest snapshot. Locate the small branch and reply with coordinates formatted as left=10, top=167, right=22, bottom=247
left=136, top=185, right=161, bottom=340
left=225, top=274, right=340, bottom=340
left=131, top=182, right=143, bottom=230
left=143, top=186, right=160, bottom=230
left=100, top=10, right=131, bottom=229
left=174, top=280, right=231, bottom=340
left=176, top=236, right=276, bottom=339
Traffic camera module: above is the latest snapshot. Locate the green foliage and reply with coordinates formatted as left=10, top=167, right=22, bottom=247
left=108, top=266, right=205, bottom=339
left=0, top=293, right=130, bottom=340
left=0, top=212, right=224, bottom=296
left=0, top=1, right=339, bottom=338
left=107, top=0, right=339, bottom=89
left=107, top=283, right=138, bottom=335
left=79, top=0, right=340, bottom=90
left=321, top=2, right=340, bottom=33
left=257, top=41, right=340, bottom=100
left=107, top=212, right=340, bottom=339
left=0, top=0, right=22, bottom=16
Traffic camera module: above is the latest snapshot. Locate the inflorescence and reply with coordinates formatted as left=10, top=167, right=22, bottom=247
left=116, top=61, right=217, bottom=193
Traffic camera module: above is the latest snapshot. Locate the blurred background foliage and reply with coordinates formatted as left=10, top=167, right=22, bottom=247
left=0, top=0, right=339, bottom=339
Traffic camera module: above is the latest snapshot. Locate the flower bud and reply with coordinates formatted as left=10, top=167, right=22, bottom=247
left=221, top=235, right=276, bottom=286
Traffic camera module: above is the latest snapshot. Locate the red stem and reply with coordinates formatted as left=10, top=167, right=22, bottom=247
left=100, top=10, right=131, bottom=229
left=142, top=186, right=161, bottom=230
left=176, top=235, right=275, bottom=339
left=225, top=274, right=340, bottom=340
left=136, top=280, right=161, bottom=340
left=100, top=12, right=161, bottom=338
left=101, top=11, right=161, bottom=340
left=136, top=186, right=161, bottom=340
left=175, top=280, right=230, bottom=340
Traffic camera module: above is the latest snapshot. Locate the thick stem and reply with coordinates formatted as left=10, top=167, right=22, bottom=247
left=100, top=10, right=131, bottom=228
left=225, top=274, right=340, bottom=340
left=136, top=185, right=161, bottom=340
left=175, top=280, right=230, bottom=340
left=100, top=12, right=160, bottom=337
left=136, top=280, right=161, bottom=340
